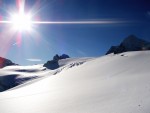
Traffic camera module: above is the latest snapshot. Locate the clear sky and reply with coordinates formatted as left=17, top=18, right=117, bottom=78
left=0, top=0, right=150, bottom=65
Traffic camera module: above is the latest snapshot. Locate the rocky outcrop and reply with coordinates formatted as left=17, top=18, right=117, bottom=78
left=0, top=57, right=16, bottom=68
left=106, top=35, right=150, bottom=54
left=53, top=54, right=70, bottom=61
left=44, top=54, right=70, bottom=70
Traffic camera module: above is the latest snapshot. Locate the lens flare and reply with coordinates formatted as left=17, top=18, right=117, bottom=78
left=11, top=13, right=32, bottom=31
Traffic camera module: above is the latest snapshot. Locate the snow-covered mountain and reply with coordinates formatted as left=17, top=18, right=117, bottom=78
left=0, top=57, right=92, bottom=92
left=0, top=51, right=150, bottom=113
left=43, top=54, right=70, bottom=70
left=106, top=35, right=150, bottom=54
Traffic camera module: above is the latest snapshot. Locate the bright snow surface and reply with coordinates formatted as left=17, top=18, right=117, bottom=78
left=0, top=51, right=150, bottom=113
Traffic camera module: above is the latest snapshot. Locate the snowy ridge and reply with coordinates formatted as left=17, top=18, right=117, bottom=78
left=0, top=51, right=150, bottom=113
left=0, top=58, right=92, bottom=91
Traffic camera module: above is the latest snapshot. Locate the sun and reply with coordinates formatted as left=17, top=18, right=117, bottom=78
left=11, top=13, right=32, bottom=31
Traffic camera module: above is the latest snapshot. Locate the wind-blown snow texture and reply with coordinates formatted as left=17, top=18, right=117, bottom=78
left=0, top=51, right=150, bottom=113
left=0, top=57, right=90, bottom=91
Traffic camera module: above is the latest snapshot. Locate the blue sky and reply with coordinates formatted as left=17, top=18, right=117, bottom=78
left=0, top=0, right=150, bottom=65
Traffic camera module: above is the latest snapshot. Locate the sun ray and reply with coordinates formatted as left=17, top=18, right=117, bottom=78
left=16, top=0, right=25, bottom=14
left=0, top=20, right=124, bottom=25
left=33, top=20, right=124, bottom=24
left=0, top=24, right=17, bottom=57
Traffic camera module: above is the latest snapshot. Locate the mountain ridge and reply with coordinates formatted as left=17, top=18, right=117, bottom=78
left=106, top=35, right=150, bottom=54
left=0, top=57, right=16, bottom=68
left=1, top=51, right=150, bottom=113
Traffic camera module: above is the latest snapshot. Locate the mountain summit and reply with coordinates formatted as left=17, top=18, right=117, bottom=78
left=0, top=57, right=16, bottom=68
left=106, top=35, right=150, bottom=54
left=43, top=54, right=70, bottom=70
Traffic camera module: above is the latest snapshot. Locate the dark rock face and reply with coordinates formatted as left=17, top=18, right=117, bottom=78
left=0, top=57, right=16, bottom=68
left=106, top=35, right=150, bottom=54
left=60, top=54, right=70, bottom=59
left=53, top=54, right=60, bottom=61
left=43, top=60, right=59, bottom=70
left=53, top=54, right=70, bottom=61
left=44, top=54, right=70, bottom=70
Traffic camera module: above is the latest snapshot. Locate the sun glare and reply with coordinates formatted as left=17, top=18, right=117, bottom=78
left=11, top=13, right=32, bottom=31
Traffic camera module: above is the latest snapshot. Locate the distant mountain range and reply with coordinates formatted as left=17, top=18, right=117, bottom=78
left=106, top=35, right=150, bottom=54
left=0, top=35, right=150, bottom=68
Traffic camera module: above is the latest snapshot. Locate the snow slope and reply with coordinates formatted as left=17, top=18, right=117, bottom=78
left=0, top=64, right=47, bottom=91
left=0, top=58, right=91, bottom=91
left=0, top=51, right=150, bottom=113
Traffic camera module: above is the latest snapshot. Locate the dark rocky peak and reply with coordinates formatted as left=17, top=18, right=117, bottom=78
left=106, top=35, right=150, bottom=54
left=121, top=35, right=149, bottom=48
left=44, top=54, right=70, bottom=70
left=123, top=35, right=141, bottom=42
left=53, top=54, right=70, bottom=61
left=0, top=57, right=16, bottom=68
